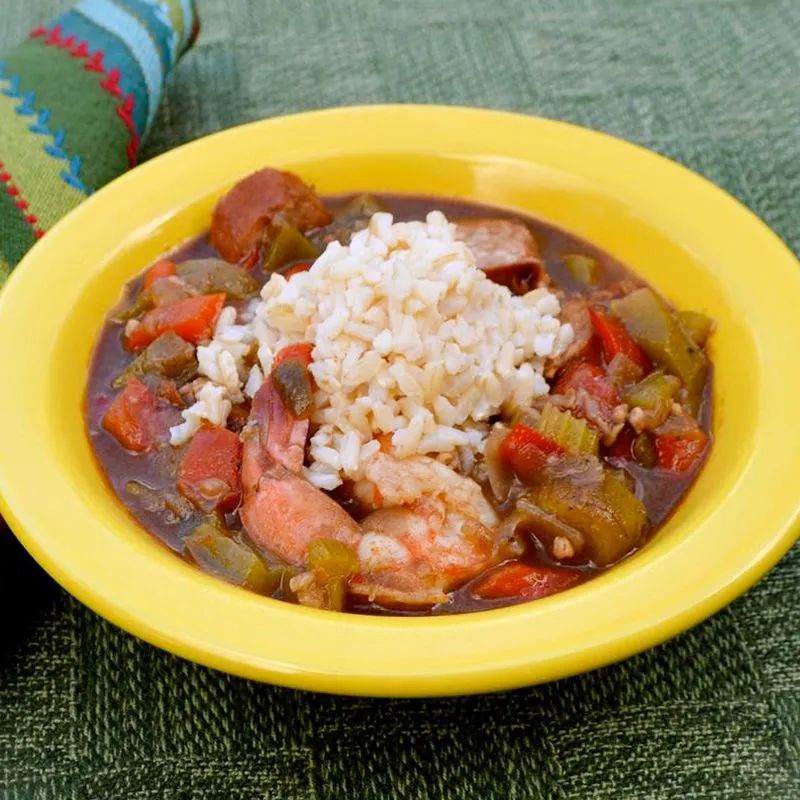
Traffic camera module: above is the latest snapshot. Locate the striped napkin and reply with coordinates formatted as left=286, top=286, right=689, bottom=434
left=0, top=0, right=199, bottom=283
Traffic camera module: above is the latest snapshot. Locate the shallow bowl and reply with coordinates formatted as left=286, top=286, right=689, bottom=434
left=1, top=105, right=798, bottom=696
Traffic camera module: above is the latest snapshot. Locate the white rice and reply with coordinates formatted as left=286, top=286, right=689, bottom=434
left=170, top=211, right=574, bottom=489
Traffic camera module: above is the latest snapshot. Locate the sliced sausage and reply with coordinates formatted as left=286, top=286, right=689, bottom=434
left=455, top=218, right=544, bottom=289
left=210, top=168, right=331, bottom=264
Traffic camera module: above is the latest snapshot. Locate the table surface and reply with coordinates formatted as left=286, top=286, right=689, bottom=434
left=1, top=1, right=799, bottom=798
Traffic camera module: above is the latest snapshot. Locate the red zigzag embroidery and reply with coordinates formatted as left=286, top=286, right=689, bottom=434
left=30, top=25, right=141, bottom=166
left=0, top=160, right=46, bottom=239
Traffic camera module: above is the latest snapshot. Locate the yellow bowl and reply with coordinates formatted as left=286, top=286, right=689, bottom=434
left=1, top=105, right=798, bottom=697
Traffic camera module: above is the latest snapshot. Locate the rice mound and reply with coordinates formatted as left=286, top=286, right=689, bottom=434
left=170, top=211, right=574, bottom=489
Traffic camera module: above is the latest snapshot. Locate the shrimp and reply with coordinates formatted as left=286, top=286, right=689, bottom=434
left=240, top=381, right=513, bottom=608
left=349, top=452, right=510, bottom=606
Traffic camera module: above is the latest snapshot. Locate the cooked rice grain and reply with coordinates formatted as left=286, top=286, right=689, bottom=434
left=170, top=211, right=573, bottom=487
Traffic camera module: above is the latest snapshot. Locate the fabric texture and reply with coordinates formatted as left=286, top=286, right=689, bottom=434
left=1, top=1, right=799, bottom=798
left=0, top=0, right=198, bottom=276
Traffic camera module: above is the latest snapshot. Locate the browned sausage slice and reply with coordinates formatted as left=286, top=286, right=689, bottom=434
left=210, top=168, right=332, bottom=264
left=455, top=218, right=544, bottom=289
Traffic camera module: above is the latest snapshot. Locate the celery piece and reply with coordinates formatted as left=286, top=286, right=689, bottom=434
left=533, top=472, right=647, bottom=567
left=185, top=524, right=280, bottom=593
left=677, top=310, right=714, bottom=347
left=538, top=404, right=599, bottom=456
left=308, top=538, right=359, bottom=580
left=563, top=253, right=602, bottom=286
left=611, top=288, right=707, bottom=412
left=623, top=371, right=681, bottom=410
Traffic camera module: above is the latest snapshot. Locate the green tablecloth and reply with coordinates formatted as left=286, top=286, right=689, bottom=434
left=2, top=1, right=798, bottom=797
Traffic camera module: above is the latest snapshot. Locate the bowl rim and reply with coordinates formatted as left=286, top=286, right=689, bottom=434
left=1, top=104, right=799, bottom=697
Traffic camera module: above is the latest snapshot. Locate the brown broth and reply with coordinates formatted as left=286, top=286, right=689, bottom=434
left=85, top=193, right=713, bottom=614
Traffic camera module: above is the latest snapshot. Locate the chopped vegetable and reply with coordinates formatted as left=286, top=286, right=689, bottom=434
left=654, top=418, right=709, bottom=472
left=678, top=310, right=714, bottom=347
left=308, top=538, right=359, bottom=579
left=500, top=424, right=565, bottom=482
left=484, top=424, right=513, bottom=502
left=606, top=352, right=644, bottom=388
left=284, top=262, right=312, bottom=278
left=554, top=361, right=620, bottom=407
left=307, top=539, right=359, bottom=612
left=655, top=432, right=707, bottom=471
left=279, top=567, right=304, bottom=604
left=143, top=259, right=177, bottom=289
left=272, top=359, right=314, bottom=418
left=623, top=371, right=681, bottom=410
left=176, top=258, right=259, bottom=300
left=532, top=472, right=647, bottom=566
left=509, top=406, right=541, bottom=429
left=538, top=404, right=599, bottom=456
left=112, top=287, right=153, bottom=322
left=308, top=194, right=387, bottom=249
left=126, top=293, right=225, bottom=350
left=563, top=253, right=602, bottom=286
left=589, top=308, right=651, bottom=371
left=273, top=342, right=314, bottom=368
left=337, top=193, right=386, bottom=221
left=102, top=377, right=166, bottom=452
left=177, top=425, right=243, bottom=512
left=112, top=331, right=197, bottom=388
left=472, top=562, right=581, bottom=600
left=323, top=579, right=348, bottom=612
left=611, top=288, right=708, bottom=412
left=515, top=496, right=586, bottom=559
left=632, top=432, right=658, bottom=468
left=262, top=225, right=320, bottom=274
left=608, top=466, right=637, bottom=493
left=149, top=276, right=197, bottom=307
left=624, top=371, right=682, bottom=433
left=184, top=524, right=280, bottom=593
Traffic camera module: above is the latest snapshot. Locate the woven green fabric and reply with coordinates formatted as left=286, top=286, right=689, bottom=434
left=1, top=1, right=799, bottom=798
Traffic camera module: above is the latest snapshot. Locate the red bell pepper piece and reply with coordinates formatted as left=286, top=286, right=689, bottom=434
left=273, top=342, right=314, bottom=368
left=177, top=425, right=243, bottom=512
left=577, top=334, right=603, bottom=366
left=126, top=293, right=225, bottom=350
left=102, top=377, right=166, bottom=452
left=142, top=259, right=177, bottom=289
left=472, top=562, right=581, bottom=600
left=500, top=424, right=565, bottom=481
left=655, top=428, right=709, bottom=472
left=589, top=308, right=651, bottom=371
left=284, top=262, right=313, bottom=278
